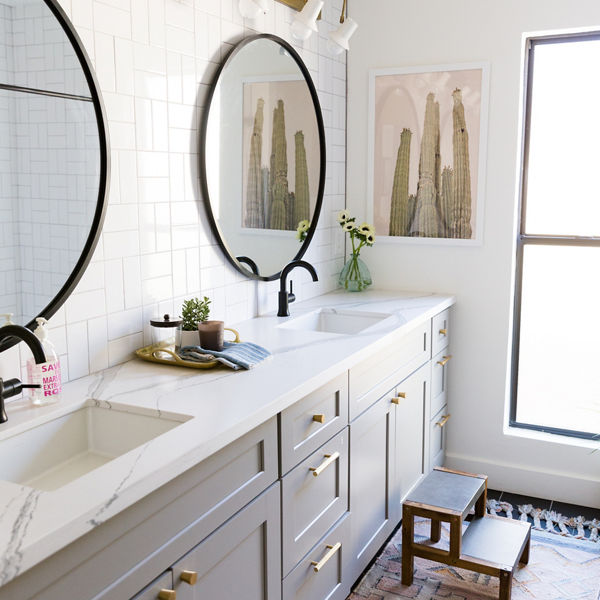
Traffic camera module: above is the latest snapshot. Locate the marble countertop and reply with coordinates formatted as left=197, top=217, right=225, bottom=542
left=0, top=290, right=454, bottom=586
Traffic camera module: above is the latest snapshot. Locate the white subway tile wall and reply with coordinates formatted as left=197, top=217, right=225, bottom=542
left=0, top=0, right=346, bottom=388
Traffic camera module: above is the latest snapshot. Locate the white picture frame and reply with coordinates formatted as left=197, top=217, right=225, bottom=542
left=367, top=62, right=490, bottom=245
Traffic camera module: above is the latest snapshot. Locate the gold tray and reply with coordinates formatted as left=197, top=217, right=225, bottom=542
left=135, top=328, right=240, bottom=370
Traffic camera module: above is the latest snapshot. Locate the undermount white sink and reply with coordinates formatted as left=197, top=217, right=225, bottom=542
left=279, top=308, right=393, bottom=335
left=0, top=402, right=191, bottom=491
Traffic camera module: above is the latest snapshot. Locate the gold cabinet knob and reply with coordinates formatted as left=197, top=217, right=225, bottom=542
left=436, top=355, right=452, bottom=367
left=391, top=391, right=406, bottom=404
left=439, top=328, right=447, bottom=336
left=311, top=542, right=342, bottom=572
left=309, top=451, right=339, bottom=477
left=158, top=590, right=176, bottom=600
left=312, top=414, right=326, bottom=424
left=436, top=414, right=451, bottom=428
left=180, top=570, right=198, bottom=585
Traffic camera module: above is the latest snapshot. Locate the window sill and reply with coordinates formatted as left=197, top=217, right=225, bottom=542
left=504, top=423, right=600, bottom=450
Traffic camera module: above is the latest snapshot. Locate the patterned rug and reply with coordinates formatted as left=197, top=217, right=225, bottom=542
left=348, top=518, right=600, bottom=600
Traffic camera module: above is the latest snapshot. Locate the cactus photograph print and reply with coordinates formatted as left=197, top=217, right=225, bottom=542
left=369, top=64, right=488, bottom=242
left=242, top=79, right=320, bottom=232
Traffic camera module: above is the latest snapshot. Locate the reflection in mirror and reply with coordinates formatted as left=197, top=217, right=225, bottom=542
left=0, top=0, right=107, bottom=330
left=201, top=34, right=325, bottom=280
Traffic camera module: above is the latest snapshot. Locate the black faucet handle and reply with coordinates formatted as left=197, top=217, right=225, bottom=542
left=0, top=378, right=40, bottom=400
left=288, top=281, right=296, bottom=304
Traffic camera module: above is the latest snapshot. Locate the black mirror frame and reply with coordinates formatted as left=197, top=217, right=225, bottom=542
left=199, top=33, right=326, bottom=282
left=0, top=0, right=110, bottom=352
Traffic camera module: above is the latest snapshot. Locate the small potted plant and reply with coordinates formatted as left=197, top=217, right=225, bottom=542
left=177, top=296, right=211, bottom=348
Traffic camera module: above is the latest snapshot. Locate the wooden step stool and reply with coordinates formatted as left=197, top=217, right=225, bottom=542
left=401, top=467, right=531, bottom=600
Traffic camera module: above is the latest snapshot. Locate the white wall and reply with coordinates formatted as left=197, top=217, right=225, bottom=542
left=347, top=0, right=600, bottom=506
left=0, top=0, right=346, bottom=386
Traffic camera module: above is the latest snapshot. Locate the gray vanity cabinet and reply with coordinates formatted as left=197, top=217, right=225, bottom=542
left=348, top=391, right=395, bottom=583
left=392, top=362, right=430, bottom=518
left=171, top=483, right=281, bottom=600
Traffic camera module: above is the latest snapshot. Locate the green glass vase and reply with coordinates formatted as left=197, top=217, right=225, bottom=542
left=339, top=253, right=372, bottom=292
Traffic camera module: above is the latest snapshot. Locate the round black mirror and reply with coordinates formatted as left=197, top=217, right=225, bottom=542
left=200, top=34, right=325, bottom=281
left=0, top=0, right=109, bottom=349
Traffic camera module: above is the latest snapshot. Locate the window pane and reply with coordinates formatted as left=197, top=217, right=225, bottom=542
left=524, top=39, right=600, bottom=236
left=516, top=244, right=600, bottom=434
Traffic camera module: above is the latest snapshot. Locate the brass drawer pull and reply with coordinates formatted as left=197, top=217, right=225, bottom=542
left=436, top=355, right=452, bottom=367
left=309, top=451, right=340, bottom=477
left=391, top=392, right=406, bottom=404
left=311, top=542, right=342, bottom=572
left=180, top=570, right=198, bottom=585
left=439, top=328, right=447, bottom=336
left=312, top=413, right=326, bottom=424
left=436, top=414, right=451, bottom=428
left=158, top=590, right=176, bottom=600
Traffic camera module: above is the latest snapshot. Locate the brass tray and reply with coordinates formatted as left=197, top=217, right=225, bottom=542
left=135, top=328, right=240, bottom=370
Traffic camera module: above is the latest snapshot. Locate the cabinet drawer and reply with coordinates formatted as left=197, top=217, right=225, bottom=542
left=432, top=309, right=450, bottom=356
left=429, top=405, right=450, bottom=469
left=431, top=349, right=451, bottom=417
left=283, top=513, right=351, bottom=600
left=172, top=483, right=281, bottom=600
left=282, top=428, right=349, bottom=576
left=130, top=572, right=173, bottom=600
left=349, top=320, right=430, bottom=421
left=280, top=373, right=348, bottom=475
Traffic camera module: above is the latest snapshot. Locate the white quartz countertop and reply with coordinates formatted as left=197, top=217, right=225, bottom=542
left=0, top=290, right=454, bottom=585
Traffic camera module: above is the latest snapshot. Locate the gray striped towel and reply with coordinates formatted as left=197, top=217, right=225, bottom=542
left=178, top=341, right=271, bottom=370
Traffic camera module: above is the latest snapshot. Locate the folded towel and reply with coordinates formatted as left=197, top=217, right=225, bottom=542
left=178, top=341, right=271, bottom=370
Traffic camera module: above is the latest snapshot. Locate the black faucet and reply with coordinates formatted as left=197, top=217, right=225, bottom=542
left=278, top=260, right=318, bottom=317
left=0, top=324, right=45, bottom=423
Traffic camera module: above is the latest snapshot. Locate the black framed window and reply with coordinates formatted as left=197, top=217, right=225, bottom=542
left=511, top=33, right=600, bottom=440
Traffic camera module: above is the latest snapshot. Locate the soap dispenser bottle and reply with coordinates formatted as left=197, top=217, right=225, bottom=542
left=27, top=317, right=62, bottom=406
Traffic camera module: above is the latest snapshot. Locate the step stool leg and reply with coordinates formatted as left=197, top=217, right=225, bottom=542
left=430, top=518, right=441, bottom=542
left=499, top=569, right=513, bottom=600
left=519, top=528, right=531, bottom=565
left=401, top=505, right=415, bottom=586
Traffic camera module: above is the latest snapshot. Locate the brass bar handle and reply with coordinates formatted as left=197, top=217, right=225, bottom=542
left=436, top=355, right=452, bottom=367
left=158, top=590, right=176, bottom=600
left=312, top=414, right=326, bottom=424
left=436, top=414, right=451, bottom=428
left=311, top=542, right=342, bottom=572
left=180, top=570, right=198, bottom=585
left=391, top=391, right=406, bottom=404
left=439, top=328, right=447, bottom=336
left=309, top=451, right=340, bottom=477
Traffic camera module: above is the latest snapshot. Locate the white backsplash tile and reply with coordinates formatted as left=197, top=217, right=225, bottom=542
left=2, top=0, right=346, bottom=388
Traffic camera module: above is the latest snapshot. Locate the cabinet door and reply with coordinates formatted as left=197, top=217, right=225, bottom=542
left=393, top=363, right=430, bottom=517
left=282, top=428, right=349, bottom=576
left=282, top=514, right=351, bottom=600
left=172, top=483, right=281, bottom=600
left=348, top=394, right=395, bottom=583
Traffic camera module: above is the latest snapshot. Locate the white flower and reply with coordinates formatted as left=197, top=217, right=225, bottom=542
left=366, top=233, right=375, bottom=244
left=343, top=222, right=354, bottom=232
left=359, top=223, right=375, bottom=236
left=337, top=210, right=350, bottom=224
left=296, top=219, right=310, bottom=233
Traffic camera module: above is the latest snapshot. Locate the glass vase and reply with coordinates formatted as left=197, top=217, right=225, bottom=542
left=339, top=253, right=372, bottom=292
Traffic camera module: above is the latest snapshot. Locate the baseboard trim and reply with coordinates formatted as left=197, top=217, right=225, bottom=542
left=445, top=452, right=600, bottom=509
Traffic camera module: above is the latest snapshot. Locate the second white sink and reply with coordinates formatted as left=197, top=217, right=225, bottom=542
left=279, top=308, right=393, bottom=335
left=0, top=402, right=191, bottom=491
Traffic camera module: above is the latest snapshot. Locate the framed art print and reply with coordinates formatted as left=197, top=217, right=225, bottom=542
left=368, top=63, right=489, bottom=244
